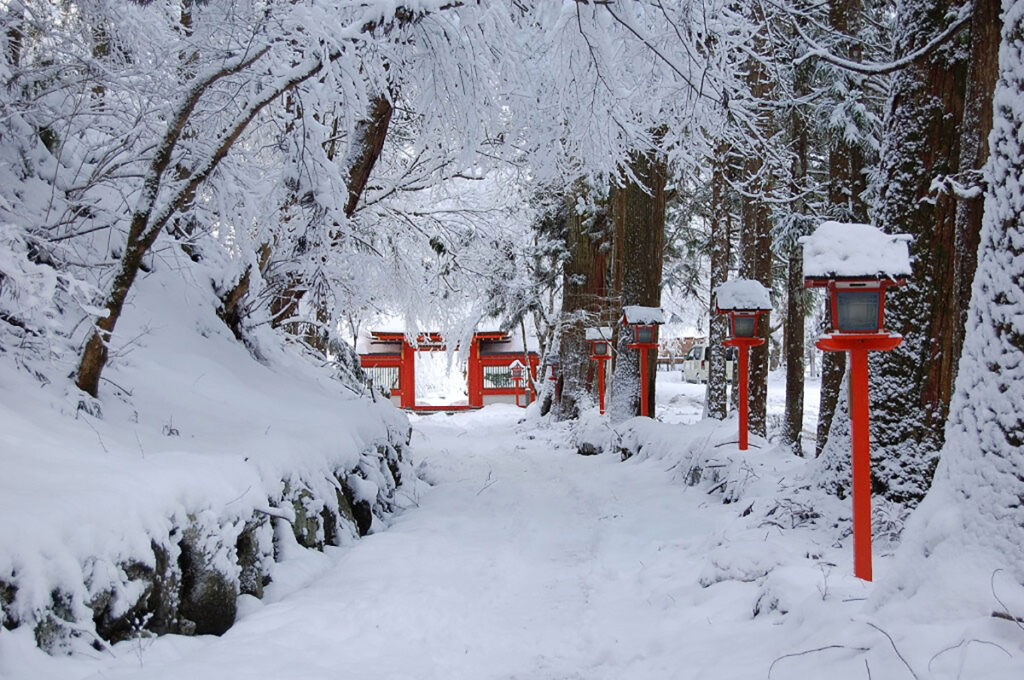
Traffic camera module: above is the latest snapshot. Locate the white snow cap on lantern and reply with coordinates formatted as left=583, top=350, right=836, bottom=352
left=585, top=326, right=614, bottom=341
left=715, top=279, right=772, bottom=311
left=801, top=221, right=912, bottom=279
left=621, top=305, right=665, bottom=325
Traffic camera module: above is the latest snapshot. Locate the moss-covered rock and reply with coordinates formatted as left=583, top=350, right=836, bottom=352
left=177, top=525, right=237, bottom=636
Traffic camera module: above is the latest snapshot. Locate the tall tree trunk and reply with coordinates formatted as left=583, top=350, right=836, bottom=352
left=705, top=147, right=730, bottom=420
left=609, top=147, right=667, bottom=422
left=816, top=303, right=844, bottom=457
left=951, top=0, right=1000, bottom=376
left=739, top=13, right=774, bottom=438
left=739, top=188, right=772, bottom=438
left=783, top=244, right=805, bottom=454
left=818, top=0, right=867, bottom=457
left=783, top=49, right=811, bottom=455
left=889, top=0, right=1024, bottom=590
left=554, top=187, right=610, bottom=420
left=865, top=0, right=972, bottom=504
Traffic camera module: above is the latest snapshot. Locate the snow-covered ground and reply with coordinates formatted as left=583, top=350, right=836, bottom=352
left=5, top=371, right=1022, bottom=679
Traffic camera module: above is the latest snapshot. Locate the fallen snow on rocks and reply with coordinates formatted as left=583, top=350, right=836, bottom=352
left=0, top=267, right=420, bottom=655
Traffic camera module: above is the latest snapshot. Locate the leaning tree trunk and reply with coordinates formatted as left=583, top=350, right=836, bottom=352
left=609, top=147, right=667, bottom=422
left=704, top=147, right=731, bottom=420
left=885, top=2, right=1024, bottom=592
left=862, top=0, right=973, bottom=505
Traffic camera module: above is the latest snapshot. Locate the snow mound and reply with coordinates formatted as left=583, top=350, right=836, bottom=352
left=0, top=265, right=419, bottom=653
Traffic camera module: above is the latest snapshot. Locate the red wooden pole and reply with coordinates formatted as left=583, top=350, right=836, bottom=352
left=598, top=359, right=606, bottom=414
left=848, top=347, right=873, bottom=582
left=738, top=344, right=749, bottom=451
left=639, top=348, right=649, bottom=417
left=401, top=341, right=415, bottom=409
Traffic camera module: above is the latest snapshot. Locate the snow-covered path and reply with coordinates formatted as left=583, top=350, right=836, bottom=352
left=11, top=398, right=1024, bottom=680
left=19, top=404, right=807, bottom=680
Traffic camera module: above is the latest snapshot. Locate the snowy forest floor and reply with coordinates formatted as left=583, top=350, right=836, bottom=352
left=4, top=374, right=1023, bottom=680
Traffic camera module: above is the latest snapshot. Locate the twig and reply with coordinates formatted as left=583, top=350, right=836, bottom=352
left=992, top=610, right=1024, bottom=625
left=476, top=469, right=497, bottom=496
left=768, top=645, right=869, bottom=679
left=225, top=485, right=252, bottom=506
left=864, top=658, right=872, bottom=680
left=81, top=416, right=109, bottom=453
left=929, top=638, right=1012, bottom=673
left=866, top=622, right=920, bottom=680
left=991, top=569, right=1024, bottom=633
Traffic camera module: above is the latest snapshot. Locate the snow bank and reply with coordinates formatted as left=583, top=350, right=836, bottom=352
left=0, top=267, right=420, bottom=653
left=801, top=221, right=912, bottom=279
left=714, top=279, right=772, bottom=311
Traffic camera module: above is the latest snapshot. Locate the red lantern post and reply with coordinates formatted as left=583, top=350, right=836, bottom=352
left=586, top=327, right=612, bottom=414
left=622, top=306, right=665, bottom=418
left=509, top=360, right=526, bottom=407
left=802, top=221, right=911, bottom=582
left=714, top=280, right=772, bottom=451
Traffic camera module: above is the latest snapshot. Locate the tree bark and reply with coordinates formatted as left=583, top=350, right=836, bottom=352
left=554, top=187, right=610, bottom=420
left=818, top=0, right=867, bottom=457
left=783, top=244, right=805, bottom=454
left=816, top=302, right=845, bottom=457
left=867, top=0, right=973, bottom=504
left=705, top=147, right=730, bottom=420
left=345, top=95, right=394, bottom=218
left=609, top=147, right=667, bottom=422
left=892, top=1, right=1024, bottom=586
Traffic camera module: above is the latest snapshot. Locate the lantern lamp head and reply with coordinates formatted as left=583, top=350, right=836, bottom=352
left=591, top=340, right=609, bottom=356
left=801, top=221, right=911, bottom=335
left=732, top=315, right=757, bottom=338
left=634, top=324, right=656, bottom=345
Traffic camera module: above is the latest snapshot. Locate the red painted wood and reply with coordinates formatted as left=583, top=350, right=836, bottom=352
left=597, top=358, right=607, bottom=414
left=400, top=341, right=415, bottom=409
left=738, top=346, right=748, bottom=450
left=815, top=332, right=902, bottom=582
left=848, top=348, right=873, bottom=581
left=723, top=336, right=766, bottom=452
left=468, top=339, right=482, bottom=408
left=639, top=349, right=649, bottom=418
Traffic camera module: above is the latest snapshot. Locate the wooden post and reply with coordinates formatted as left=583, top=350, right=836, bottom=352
left=817, top=333, right=901, bottom=581
left=400, top=340, right=415, bottom=410
left=738, top=345, right=749, bottom=451
left=849, top=347, right=873, bottom=581
left=639, top=348, right=650, bottom=417
left=468, top=338, right=482, bottom=407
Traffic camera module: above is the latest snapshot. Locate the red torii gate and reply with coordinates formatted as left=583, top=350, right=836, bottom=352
left=358, top=330, right=539, bottom=411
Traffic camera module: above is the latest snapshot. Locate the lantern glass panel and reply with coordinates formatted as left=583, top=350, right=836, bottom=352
left=733, top=316, right=756, bottom=337
left=593, top=342, right=608, bottom=356
left=836, top=291, right=880, bottom=332
left=635, top=326, right=654, bottom=344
